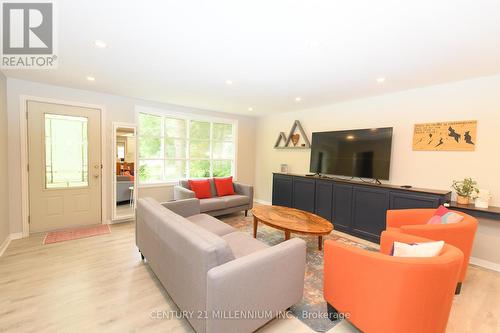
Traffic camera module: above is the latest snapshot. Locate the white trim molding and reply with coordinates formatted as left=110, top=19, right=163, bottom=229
left=254, top=198, right=271, bottom=205
left=111, top=122, right=137, bottom=222
left=9, top=232, right=23, bottom=240
left=0, top=233, right=23, bottom=257
left=0, top=236, right=11, bottom=257
left=109, top=217, right=134, bottom=224
left=470, top=257, right=500, bottom=273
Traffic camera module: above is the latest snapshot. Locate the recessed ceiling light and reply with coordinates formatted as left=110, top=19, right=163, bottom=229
left=94, top=40, right=107, bottom=48
left=86, top=76, right=95, bottom=81
left=248, top=107, right=253, bottom=111
left=295, top=97, right=302, bottom=102
left=225, top=80, right=233, bottom=85
left=346, top=135, right=355, bottom=140
left=376, top=77, right=386, bottom=83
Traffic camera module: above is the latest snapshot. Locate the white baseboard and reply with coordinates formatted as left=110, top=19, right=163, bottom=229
left=470, top=257, right=500, bottom=272
left=254, top=198, right=271, bottom=205
left=0, top=236, right=11, bottom=257
left=0, top=232, right=27, bottom=257
left=109, top=217, right=134, bottom=224
left=9, top=232, right=23, bottom=240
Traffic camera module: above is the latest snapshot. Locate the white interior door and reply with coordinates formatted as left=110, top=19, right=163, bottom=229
left=27, top=101, right=102, bottom=232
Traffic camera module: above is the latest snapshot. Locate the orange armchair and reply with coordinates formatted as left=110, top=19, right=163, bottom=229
left=386, top=208, right=477, bottom=293
left=324, top=231, right=463, bottom=333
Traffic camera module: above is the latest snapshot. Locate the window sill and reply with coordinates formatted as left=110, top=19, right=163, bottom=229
left=138, top=181, right=178, bottom=188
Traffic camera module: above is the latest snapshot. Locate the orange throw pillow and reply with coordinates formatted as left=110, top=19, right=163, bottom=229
left=188, top=179, right=212, bottom=199
left=214, top=177, right=235, bottom=197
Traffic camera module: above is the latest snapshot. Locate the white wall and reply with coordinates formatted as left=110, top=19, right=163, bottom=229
left=0, top=73, right=9, bottom=248
left=254, top=74, right=500, bottom=268
left=6, top=78, right=256, bottom=233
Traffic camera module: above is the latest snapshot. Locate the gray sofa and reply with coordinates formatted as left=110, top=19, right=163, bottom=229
left=116, top=175, right=133, bottom=203
left=174, top=179, right=253, bottom=217
left=136, top=197, right=306, bottom=333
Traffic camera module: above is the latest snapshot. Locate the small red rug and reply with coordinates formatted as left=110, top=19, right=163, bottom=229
left=43, top=225, right=111, bottom=245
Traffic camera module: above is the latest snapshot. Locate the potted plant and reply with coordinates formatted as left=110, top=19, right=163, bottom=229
left=452, top=178, right=479, bottom=205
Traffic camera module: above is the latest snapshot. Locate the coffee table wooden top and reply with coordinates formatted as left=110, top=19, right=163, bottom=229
left=252, top=205, right=333, bottom=236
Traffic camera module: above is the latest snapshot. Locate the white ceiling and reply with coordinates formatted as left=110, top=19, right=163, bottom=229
left=3, top=0, right=500, bottom=116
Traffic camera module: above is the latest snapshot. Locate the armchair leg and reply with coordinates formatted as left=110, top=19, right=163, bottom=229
left=245, top=210, right=248, bottom=217
left=455, top=282, right=462, bottom=295
left=327, top=303, right=340, bottom=321
left=139, top=249, right=144, bottom=260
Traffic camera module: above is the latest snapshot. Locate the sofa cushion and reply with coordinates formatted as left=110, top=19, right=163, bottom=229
left=220, top=194, right=249, bottom=208
left=188, top=179, right=212, bottom=199
left=427, top=205, right=464, bottom=225
left=142, top=198, right=235, bottom=266
left=222, top=232, right=269, bottom=258
left=392, top=240, right=445, bottom=257
left=214, top=176, right=235, bottom=196
left=200, top=198, right=226, bottom=212
left=187, top=214, right=236, bottom=236
left=181, top=178, right=218, bottom=197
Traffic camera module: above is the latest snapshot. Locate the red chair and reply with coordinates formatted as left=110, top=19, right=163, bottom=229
left=324, top=231, right=463, bottom=333
left=386, top=208, right=477, bottom=294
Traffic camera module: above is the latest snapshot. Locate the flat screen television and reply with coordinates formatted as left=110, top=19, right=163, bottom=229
left=309, top=127, right=393, bottom=180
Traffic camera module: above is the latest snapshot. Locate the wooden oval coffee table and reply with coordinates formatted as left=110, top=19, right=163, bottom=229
left=252, top=205, right=333, bottom=250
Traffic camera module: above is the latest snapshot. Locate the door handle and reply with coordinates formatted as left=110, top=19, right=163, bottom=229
left=94, top=165, right=100, bottom=178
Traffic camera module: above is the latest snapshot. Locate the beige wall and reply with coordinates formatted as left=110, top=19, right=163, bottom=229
left=0, top=73, right=9, bottom=247
left=6, top=78, right=256, bottom=232
left=254, top=74, right=500, bottom=268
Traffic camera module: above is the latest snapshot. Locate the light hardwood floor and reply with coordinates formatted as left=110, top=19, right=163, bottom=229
left=0, top=218, right=498, bottom=333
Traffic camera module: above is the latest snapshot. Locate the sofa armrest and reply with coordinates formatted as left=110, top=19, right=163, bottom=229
left=174, top=185, right=196, bottom=200
left=386, top=209, right=434, bottom=229
left=234, top=182, right=254, bottom=208
left=161, top=198, right=200, bottom=217
left=206, top=238, right=306, bottom=333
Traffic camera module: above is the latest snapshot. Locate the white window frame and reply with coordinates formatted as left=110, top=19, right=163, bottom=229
left=135, top=106, right=238, bottom=186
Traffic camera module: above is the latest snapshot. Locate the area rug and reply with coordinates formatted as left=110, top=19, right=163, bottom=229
left=43, top=225, right=111, bottom=245
left=223, top=214, right=377, bottom=332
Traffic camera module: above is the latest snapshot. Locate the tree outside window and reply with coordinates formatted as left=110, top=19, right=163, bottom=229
left=138, top=112, right=235, bottom=184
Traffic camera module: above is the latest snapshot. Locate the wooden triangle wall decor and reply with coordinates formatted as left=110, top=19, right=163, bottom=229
left=273, top=120, right=311, bottom=149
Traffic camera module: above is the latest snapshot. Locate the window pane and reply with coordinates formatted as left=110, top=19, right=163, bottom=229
left=138, top=160, right=163, bottom=183
left=139, top=113, right=162, bottom=137
left=117, top=143, right=125, bottom=160
left=165, top=117, right=186, bottom=138
left=165, top=160, right=186, bottom=180
left=139, top=136, right=162, bottom=159
left=138, top=113, right=235, bottom=184
left=213, top=160, right=232, bottom=177
left=45, top=114, right=88, bottom=188
left=189, top=140, right=210, bottom=158
left=190, top=121, right=210, bottom=140
left=212, top=142, right=234, bottom=159
left=213, top=123, right=233, bottom=141
left=165, top=139, right=186, bottom=159
left=189, top=160, right=210, bottom=178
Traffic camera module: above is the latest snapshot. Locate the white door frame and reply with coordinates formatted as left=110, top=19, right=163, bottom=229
left=19, top=95, right=107, bottom=237
left=111, top=122, right=137, bottom=222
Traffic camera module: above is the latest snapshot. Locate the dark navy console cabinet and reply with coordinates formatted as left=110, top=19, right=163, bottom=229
left=272, top=173, right=451, bottom=243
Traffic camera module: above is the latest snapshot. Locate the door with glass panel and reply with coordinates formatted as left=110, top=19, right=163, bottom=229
left=27, top=101, right=102, bottom=232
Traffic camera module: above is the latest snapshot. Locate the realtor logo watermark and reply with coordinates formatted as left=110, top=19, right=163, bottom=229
left=1, top=1, right=57, bottom=68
